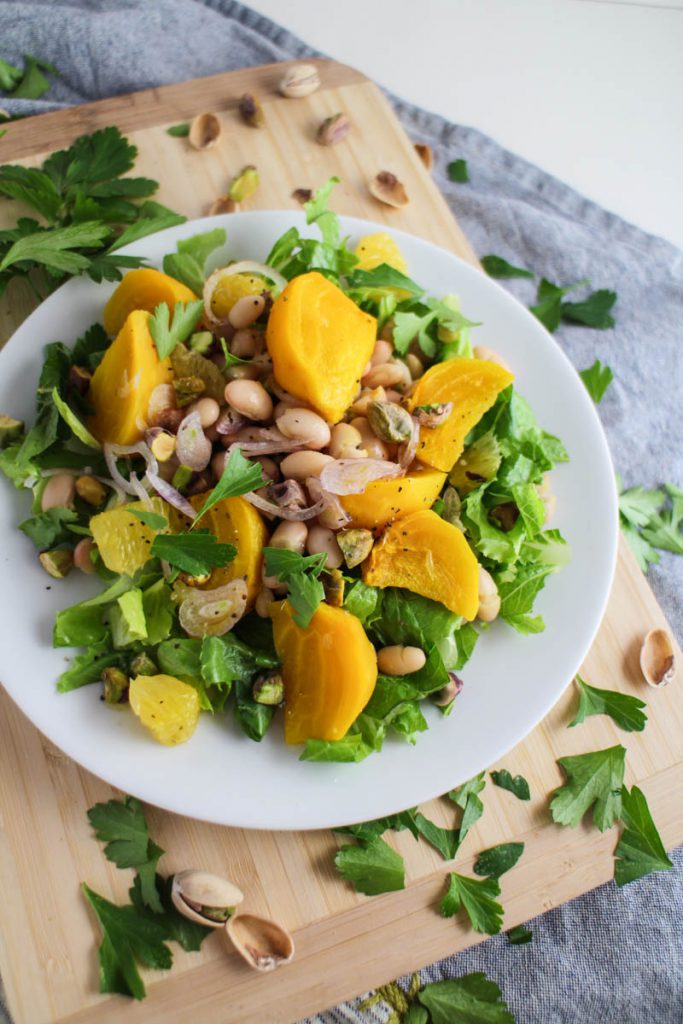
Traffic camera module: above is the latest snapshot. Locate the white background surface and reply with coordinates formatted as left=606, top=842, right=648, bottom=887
left=246, top=0, right=683, bottom=249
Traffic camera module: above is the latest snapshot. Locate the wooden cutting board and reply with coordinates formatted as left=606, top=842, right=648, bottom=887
left=0, top=59, right=681, bottom=1024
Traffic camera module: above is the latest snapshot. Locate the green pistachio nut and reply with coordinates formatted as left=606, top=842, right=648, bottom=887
left=39, top=548, right=73, bottom=579
left=252, top=672, right=284, bottom=706
left=228, top=165, right=260, bottom=203
left=337, top=528, right=374, bottom=569
left=366, top=400, right=414, bottom=443
left=0, top=415, right=24, bottom=448
left=102, top=667, right=130, bottom=705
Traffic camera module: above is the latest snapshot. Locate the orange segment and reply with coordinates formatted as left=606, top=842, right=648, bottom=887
left=90, top=498, right=169, bottom=575
left=129, top=674, right=200, bottom=745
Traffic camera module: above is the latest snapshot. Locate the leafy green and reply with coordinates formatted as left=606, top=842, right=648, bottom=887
left=562, top=289, right=617, bottom=329
left=71, top=322, right=110, bottom=371
left=192, top=449, right=266, bottom=523
left=233, top=678, right=275, bottom=741
left=481, top=254, right=534, bottom=279
left=417, top=974, right=516, bottom=1024
left=301, top=733, right=376, bottom=763
left=129, top=509, right=169, bottom=531
left=148, top=300, right=204, bottom=360
left=343, top=579, right=382, bottom=627
left=440, top=872, right=504, bottom=935
left=110, top=588, right=148, bottom=648
left=334, top=837, right=405, bottom=895
left=87, top=797, right=164, bottom=912
left=150, top=530, right=236, bottom=576
left=53, top=603, right=108, bottom=648
left=19, top=507, right=79, bottom=549
left=4, top=54, right=57, bottom=101
left=166, top=123, right=190, bottom=137
left=507, top=925, right=533, bottom=945
left=473, top=842, right=524, bottom=879
left=51, top=388, right=101, bottom=448
left=447, top=159, right=470, bottom=183
left=346, top=263, right=424, bottom=299
left=570, top=675, right=647, bottom=733
left=162, top=227, right=226, bottom=294
left=618, top=480, right=683, bottom=571
left=579, top=359, right=613, bottom=403
left=263, top=546, right=327, bottom=629
left=549, top=745, right=626, bottom=831
left=370, top=588, right=471, bottom=671
left=392, top=299, right=477, bottom=359
left=490, top=770, right=530, bottom=801
left=413, top=813, right=460, bottom=860
left=128, top=874, right=211, bottom=951
left=333, top=810, right=420, bottom=843
left=613, top=785, right=673, bottom=886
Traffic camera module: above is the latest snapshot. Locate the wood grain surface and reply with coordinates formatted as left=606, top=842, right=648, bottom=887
left=0, top=59, right=680, bottom=1024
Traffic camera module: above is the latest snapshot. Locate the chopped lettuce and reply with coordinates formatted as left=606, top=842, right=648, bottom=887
left=162, top=227, right=226, bottom=294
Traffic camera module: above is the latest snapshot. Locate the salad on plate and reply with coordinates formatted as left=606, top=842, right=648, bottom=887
left=0, top=181, right=570, bottom=763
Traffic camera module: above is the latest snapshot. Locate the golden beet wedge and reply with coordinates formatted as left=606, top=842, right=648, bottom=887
left=266, top=271, right=377, bottom=423
left=103, top=267, right=197, bottom=337
left=407, top=357, right=514, bottom=472
left=188, top=493, right=268, bottom=611
left=363, top=509, right=479, bottom=619
left=88, top=310, right=173, bottom=445
left=271, top=601, right=378, bottom=744
left=341, top=466, right=447, bottom=530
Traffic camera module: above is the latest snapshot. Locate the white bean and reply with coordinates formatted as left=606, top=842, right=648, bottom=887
left=350, top=417, right=389, bottom=460
left=255, top=587, right=273, bottom=618
left=276, top=408, right=331, bottom=449
left=406, top=353, right=424, bottom=379
left=317, top=503, right=350, bottom=531
left=41, top=473, right=76, bottom=512
left=377, top=645, right=426, bottom=676
left=306, top=525, right=343, bottom=568
left=362, top=361, right=409, bottom=390
left=253, top=455, right=279, bottom=482
left=328, top=423, right=366, bottom=460
left=370, top=339, right=393, bottom=366
left=270, top=520, right=308, bottom=554
left=231, top=328, right=261, bottom=359
left=228, top=294, right=265, bottom=329
left=188, top=396, right=220, bottom=428
left=477, top=566, right=501, bottom=622
left=473, top=346, right=512, bottom=372
left=224, top=379, right=273, bottom=421
left=211, top=450, right=228, bottom=479
left=272, top=396, right=301, bottom=420
left=73, top=538, right=97, bottom=574
left=280, top=451, right=334, bottom=480
left=350, top=386, right=387, bottom=417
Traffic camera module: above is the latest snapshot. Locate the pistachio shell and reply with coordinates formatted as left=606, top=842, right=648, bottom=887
left=279, top=63, right=320, bottom=98
left=640, top=628, right=676, bottom=688
left=226, top=913, right=294, bottom=972
left=171, top=870, right=244, bottom=928
left=188, top=113, right=221, bottom=150
left=414, top=143, right=433, bottom=171
left=369, top=171, right=409, bottom=209
left=209, top=196, right=239, bottom=215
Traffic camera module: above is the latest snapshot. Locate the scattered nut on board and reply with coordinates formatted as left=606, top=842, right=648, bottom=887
left=239, top=93, right=265, bottom=128
left=414, top=143, right=433, bottom=171
left=369, top=171, right=410, bottom=208
left=279, top=63, right=320, bottom=98
left=640, top=628, right=676, bottom=688
left=317, top=112, right=351, bottom=146
left=188, top=113, right=221, bottom=150
left=226, top=913, right=295, bottom=973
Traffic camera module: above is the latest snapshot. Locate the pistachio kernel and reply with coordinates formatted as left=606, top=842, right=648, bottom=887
left=337, top=528, right=374, bottom=569
left=75, top=475, right=107, bottom=506
left=414, top=402, right=453, bottom=428
left=228, top=165, right=260, bottom=203
left=173, top=375, right=205, bottom=407
left=366, top=400, right=414, bottom=443
left=39, top=549, right=73, bottom=579
left=252, top=672, right=285, bottom=706
left=323, top=568, right=345, bottom=607
left=238, top=92, right=265, bottom=128
left=102, top=667, right=129, bottom=705
left=0, top=414, right=24, bottom=447
left=129, top=652, right=157, bottom=677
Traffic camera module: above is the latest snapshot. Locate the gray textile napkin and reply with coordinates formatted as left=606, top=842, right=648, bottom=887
left=0, top=2, right=681, bottom=1022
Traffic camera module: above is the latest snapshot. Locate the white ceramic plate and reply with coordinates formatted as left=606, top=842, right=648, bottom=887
left=0, top=212, right=618, bottom=830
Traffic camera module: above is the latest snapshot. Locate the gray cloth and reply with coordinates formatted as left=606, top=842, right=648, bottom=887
left=1, top=2, right=681, bottom=1022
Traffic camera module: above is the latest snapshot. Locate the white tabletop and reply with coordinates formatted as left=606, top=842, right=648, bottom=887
left=247, top=0, right=683, bottom=249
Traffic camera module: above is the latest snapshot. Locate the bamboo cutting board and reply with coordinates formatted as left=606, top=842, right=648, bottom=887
left=0, top=60, right=681, bottom=1024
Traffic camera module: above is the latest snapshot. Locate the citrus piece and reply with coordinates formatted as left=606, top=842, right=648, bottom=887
left=90, top=498, right=169, bottom=576
left=129, top=674, right=200, bottom=746
left=209, top=272, right=265, bottom=320
left=354, top=232, right=408, bottom=274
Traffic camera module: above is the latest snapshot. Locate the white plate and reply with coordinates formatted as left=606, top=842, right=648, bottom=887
left=0, top=212, right=618, bottom=830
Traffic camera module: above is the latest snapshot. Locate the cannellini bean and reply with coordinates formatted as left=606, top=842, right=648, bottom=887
left=228, top=294, right=266, bottom=329
left=384, top=389, right=403, bottom=404
left=377, top=645, right=426, bottom=676
left=328, top=423, right=367, bottom=460
left=272, top=396, right=302, bottom=420
left=406, top=353, right=424, bottom=379
left=41, top=473, right=76, bottom=512
left=73, top=538, right=97, bottom=574
left=188, top=396, right=221, bottom=428
left=362, top=360, right=411, bottom=391
left=477, top=566, right=501, bottom=622
left=255, top=587, right=273, bottom=618
left=211, top=450, right=229, bottom=479
left=224, top=379, right=273, bottom=421
left=231, top=328, right=262, bottom=358
left=379, top=318, right=394, bottom=342
left=473, top=345, right=512, bottom=372
left=350, top=386, right=387, bottom=416
left=317, top=503, right=350, bottom=531
left=306, top=525, right=343, bottom=568
left=370, top=339, right=394, bottom=366
left=350, top=417, right=389, bottom=460
left=224, top=363, right=262, bottom=381
left=280, top=451, right=334, bottom=480
left=253, top=455, right=280, bottom=482
left=276, top=408, right=331, bottom=449
left=262, top=563, right=288, bottom=592
left=270, top=520, right=308, bottom=554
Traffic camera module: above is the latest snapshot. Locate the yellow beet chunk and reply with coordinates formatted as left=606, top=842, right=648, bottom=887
left=407, top=357, right=514, bottom=472
left=271, top=601, right=378, bottom=744
left=188, top=493, right=268, bottom=610
left=266, top=271, right=377, bottom=424
left=129, top=674, right=200, bottom=746
left=103, top=268, right=197, bottom=337
left=363, top=509, right=479, bottom=620
left=88, top=310, right=173, bottom=445
left=341, top=466, right=447, bottom=530
left=90, top=498, right=169, bottom=575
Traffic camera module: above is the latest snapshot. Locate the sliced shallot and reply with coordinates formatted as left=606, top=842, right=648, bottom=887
left=319, top=458, right=403, bottom=496
left=203, top=261, right=288, bottom=328
left=104, top=441, right=158, bottom=497
left=244, top=489, right=325, bottom=521
left=145, top=469, right=197, bottom=520
left=176, top=411, right=213, bottom=471
left=399, top=416, right=420, bottom=470
left=179, top=579, right=248, bottom=638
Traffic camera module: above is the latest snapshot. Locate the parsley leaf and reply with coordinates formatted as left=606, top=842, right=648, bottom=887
left=562, top=289, right=617, bottom=329
left=490, top=769, right=531, bottom=801
left=151, top=530, right=236, bottom=576
left=129, top=874, right=211, bottom=952
left=579, top=359, right=614, bottom=403
left=334, top=837, right=405, bottom=895
left=166, top=123, right=190, bottom=137
left=346, top=263, right=424, bottom=298
left=81, top=884, right=171, bottom=1000
left=129, top=509, right=169, bottom=531
left=473, top=842, right=525, bottom=879
left=0, top=221, right=111, bottom=275
left=286, top=571, right=326, bottom=629
left=263, top=546, right=328, bottom=628
left=440, top=872, right=504, bottom=935
left=418, top=974, right=516, bottom=1024
left=333, top=810, right=420, bottom=843
left=163, top=227, right=226, bottom=294
left=262, top=548, right=326, bottom=579
left=148, top=300, right=204, bottom=360
left=8, top=55, right=57, bottom=101
left=192, top=449, right=266, bottom=524
left=640, top=483, right=683, bottom=555
left=447, top=159, right=470, bottom=183
left=613, top=785, right=673, bottom=886
left=507, top=924, right=533, bottom=945
left=87, top=796, right=165, bottom=912
left=570, top=675, right=647, bottom=733
left=618, top=480, right=683, bottom=570
left=444, top=773, right=486, bottom=848
left=549, top=745, right=626, bottom=831
left=529, top=278, right=586, bottom=333
left=481, top=254, right=534, bottom=279
left=413, top=813, right=460, bottom=860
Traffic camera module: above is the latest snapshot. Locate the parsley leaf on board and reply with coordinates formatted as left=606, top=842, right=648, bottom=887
left=473, top=842, right=525, bottom=879
left=579, top=359, right=614, bottom=403
left=192, top=449, right=266, bottom=524
left=418, top=974, right=516, bottom=1024
left=413, top=813, right=460, bottom=860
left=549, top=745, right=626, bottom=831
left=166, top=123, right=190, bottom=137
left=447, top=159, right=470, bottom=183
left=613, top=785, right=673, bottom=886
left=562, top=289, right=617, bottom=329
left=148, top=300, right=204, bottom=360
left=334, top=836, right=405, bottom=895
left=481, top=254, right=534, bottom=279
left=333, top=810, right=420, bottom=843
left=440, top=872, right=504, bottom=935
left=570, top=675, right=647, bottom=733
left=150, top=530, right=236, bottom=577
left=129, top=874, right=211, bottom=952
left=81, top=884, right=171, bottom=1000
left=507, top=924, right=533, bottom=945
left=490, top=769, right=531, bottom=801
left=87, top=796, right=165, bottom=912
